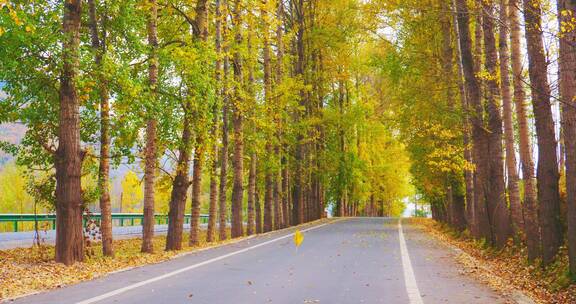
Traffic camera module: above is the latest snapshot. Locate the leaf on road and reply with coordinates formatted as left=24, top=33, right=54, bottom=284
left=294, top=230, right=304, bottom=248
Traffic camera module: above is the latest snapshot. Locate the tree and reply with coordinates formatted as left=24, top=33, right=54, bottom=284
left=509, top=0, right=539, bottom=261
left=498, top=0, right=522, bottom=237
left=230, top=0, right=245, bottom=238
left=523, top=0, right=563, bottom=265
left=87, top=0, right=113, bottom=257
left=481, top=0, right=510, bottom=248
left=141, top=0, right=159, bottom=254
left=557, top=0, right=576, bottom=274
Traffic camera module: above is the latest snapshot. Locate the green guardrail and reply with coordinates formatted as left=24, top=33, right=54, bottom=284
left=0, top=213, right=209, bottom=232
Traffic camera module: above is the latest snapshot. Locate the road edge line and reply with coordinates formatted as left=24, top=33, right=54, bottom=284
left=398, top=218, right=424, bottom=304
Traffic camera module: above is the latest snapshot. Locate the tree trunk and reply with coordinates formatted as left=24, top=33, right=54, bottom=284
left=55, top=0, right=84, bottom=265
left=189, top=141, right=205, bottom=246
left=208, top=0, right=224, bottom=244
left=557, top=0, right=576, bottom=274
left=282, top=158, right=290, bottom=226
left=499, top=0, right=523, bottom=237
left=523, top=0, right=563, bottom=265
left=274, top=167, right=283, bottom=229
left=293, top=0, right=305, bottom=225
left=247, top=153, right=256, bottom=235
left=255, top=183, right=262, bottom=233
left=88, top=0, right=113, bottom=257
left=165, top=116, right=192, bottom=251
left=509, top=0, right=539, bottom=261
left=207, top=142, right=218, bottom=242
left=231, top=0, right=245, bottom=238
left=455, top=0, right=491, bottom=243
left=264, top=147, right=273, bottom=232
left=451, top=0, right=475, bottom=234
left=482, top=0, right=511, bottom=248
left=141, top=0, right=158, bottom=254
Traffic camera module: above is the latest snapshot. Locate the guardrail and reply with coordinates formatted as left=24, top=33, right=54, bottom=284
left=0, top=213, right=209, bottom=232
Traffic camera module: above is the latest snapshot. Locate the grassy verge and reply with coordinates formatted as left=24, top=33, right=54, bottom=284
left=413, top=218, right=576, bottom=304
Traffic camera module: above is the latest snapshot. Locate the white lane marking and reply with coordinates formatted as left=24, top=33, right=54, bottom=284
left=398, top=219, right=424, bottom=304
left=76, top=221, right=335, bottom=304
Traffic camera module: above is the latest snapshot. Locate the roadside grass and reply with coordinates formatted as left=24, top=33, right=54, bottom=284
left=417, top=218, right=576, bottom=304
left=0, top=229, right=231, bottom=300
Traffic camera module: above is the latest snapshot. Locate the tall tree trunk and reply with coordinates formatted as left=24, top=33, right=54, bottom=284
left=189, top=142, right=205, bottom=246
left=482, top=0, right=511, bottom=248
left=282, top=159, right=290, bottom=226
left=452, top=0, right=475, bottom=233
left=262, top=1, right=274, bottom=232
left=187, top=0, right=209, bottom=247
left=88, top=0, right=113, bottom=257
left=231, top=0, right=245, bottom=238
left=208, top=0, right=225, bottom=244
left=207, top=141, right=218, bottom=242
left=165, top=116, right=192, bottom=251
left=218, top=16, right=230, bottom=241
left=274, top=162, right=283, bottom=229
left=255, top=183, right=262, bottom=233
left=523, top=0, right=563, bottom=265
left=509, top=0, right=539, bottom=261
left=55, top=0, right=84, bottom=265
left=557, top=0, right=576, bottom=274
left=455, top=0, right=491, bottom=243
left=264, top=147, right=274, bottom=232
left=141, top=0, right=158, bottom=254
left=440, top=1, right=466, bottom=231
left=499, top=0, right=523, bottom=237
left=293, top=0, right=305, bottom=225
left=247, top=153, right=256, bottom=235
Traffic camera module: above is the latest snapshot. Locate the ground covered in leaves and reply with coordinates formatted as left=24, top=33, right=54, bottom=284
left=0, top=230, right=232, bottom=300
left=416, top=218, right=576, bottom=304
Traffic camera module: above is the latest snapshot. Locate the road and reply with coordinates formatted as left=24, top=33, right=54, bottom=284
left=9, top=218, right=508, bottom=304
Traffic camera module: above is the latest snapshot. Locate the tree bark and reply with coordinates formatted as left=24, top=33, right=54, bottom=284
left=499, top=0, right=523, bottom=237
left=455, top=0, right=491, bottom=243
left=206, top=0, right=223, bottom=244
left=141, top=0, right=158, bottom=254
left=451, top=0, right=475, bottom=234
left=55, top=0, right=84, bottom=265
left=482, top=0, right=511, bottom=248
left=88, top=0, right=113, bottom=257
left=218, top=5, right=230, bottom=241
left=165, top=116, right=192, bottom=251
left=523, top=0, right=563, bottom=265
left=207, top=141, right=218, bottom=243
left=293, top=0, right=305, bottom=225
left=231, top=0, right=245, bottom=238
left=247, top=153, right=256, bottom=235
left=264, top=146, right=273, bottom=232
left=557, top=0, right=576, bottom=274
left=189, top=142, right=205, bottom=246
left=509, top=0, right=539, bottom=261
left=255, top=183, right=262, bottom=233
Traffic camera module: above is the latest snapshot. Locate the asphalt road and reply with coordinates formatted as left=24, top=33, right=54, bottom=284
left=9, top=218, right=508, bottom=304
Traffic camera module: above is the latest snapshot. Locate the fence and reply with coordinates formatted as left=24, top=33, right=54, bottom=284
left=0, top=213, right=209, bottom=232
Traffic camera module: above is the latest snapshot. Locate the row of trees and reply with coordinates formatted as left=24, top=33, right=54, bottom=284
left=384, top=0, right=576, bottom=274
left=0, top=0, right=412, bottom=264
